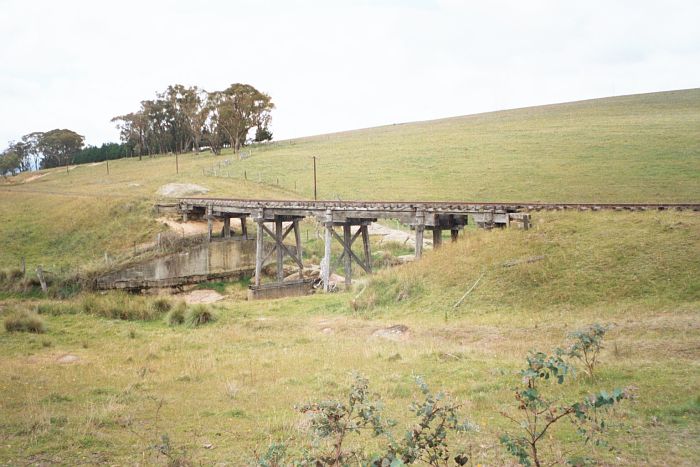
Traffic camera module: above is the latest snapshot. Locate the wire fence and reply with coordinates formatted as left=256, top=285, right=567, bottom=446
left=201, top=161, right=308, bottom=197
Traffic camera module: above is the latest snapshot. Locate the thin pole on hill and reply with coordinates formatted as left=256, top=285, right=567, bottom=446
left=175, top=153, right=179, bottom=174
left=313, top=156, right=317, bottom=200
left=106, top=159, right=110, bottom=175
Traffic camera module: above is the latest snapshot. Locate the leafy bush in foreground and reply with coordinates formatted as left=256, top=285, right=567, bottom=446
left=499, top=350, right=632, bottom=466
left=256, top=374, right=474, bottom=466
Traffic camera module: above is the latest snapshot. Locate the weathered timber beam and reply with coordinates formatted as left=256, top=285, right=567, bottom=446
left=330, top=228, right=371, bottom=274
left=260, top=222, right=304, bottom=271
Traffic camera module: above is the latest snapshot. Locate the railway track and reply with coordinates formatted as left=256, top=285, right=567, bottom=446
left=177, top=197, right=700, bottom=212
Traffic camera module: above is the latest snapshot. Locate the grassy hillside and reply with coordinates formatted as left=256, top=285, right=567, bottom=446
left=237, top=88, right=700, bottom=202
left=1, top=88, right=698, bottom=270
left=355, top=211, right=700, bottom=316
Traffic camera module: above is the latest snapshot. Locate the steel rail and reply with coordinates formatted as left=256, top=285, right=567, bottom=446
left=177, top=198, right=700, bottom=212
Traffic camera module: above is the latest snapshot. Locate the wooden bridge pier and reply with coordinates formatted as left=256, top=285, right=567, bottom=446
left=253, top=211, right=304, bottom=287
left=321, top=213, right=374, bottom=290
left=220, top=214, right=248, bottom=239
left=413, top=212, right=468, bottom=257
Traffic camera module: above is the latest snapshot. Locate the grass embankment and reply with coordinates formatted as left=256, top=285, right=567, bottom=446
left=0, top=211, right=698, bottom=464
left=1, top=88, right=699, bottom=271
left=356, top=211, right=699, bottom=316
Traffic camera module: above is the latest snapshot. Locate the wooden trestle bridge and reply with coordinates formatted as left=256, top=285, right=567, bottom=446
left=176, top=198, right=698, bottom=296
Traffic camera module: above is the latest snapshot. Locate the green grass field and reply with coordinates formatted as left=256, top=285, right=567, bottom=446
left=0, top=89, right=698, bottom=465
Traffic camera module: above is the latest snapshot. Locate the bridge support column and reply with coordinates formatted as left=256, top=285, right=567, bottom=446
left=275, top=218, right=284, bottom=281
left=206, top=204, right=213, bottom=242
left=241, top=217, right=248, bottom=239
left=432, top=228, right=442, bottom=248
left=223, top=216, right=231, bottom=238
left=293, top=219, right=303, bottom=278
left=361, top=225, right=371, bottom=273
left=451, top=229, right=459, bottom=242
left=254, top=214, right=264, bottom=287
left=322, top=210, right=332, bottom=292
left=343, top=224, right=352, bottom=288
left=414, top=211, right=425, bottom=259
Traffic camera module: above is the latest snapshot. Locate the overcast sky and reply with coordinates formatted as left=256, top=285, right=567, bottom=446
left=1, top=0, right=699, bottom=146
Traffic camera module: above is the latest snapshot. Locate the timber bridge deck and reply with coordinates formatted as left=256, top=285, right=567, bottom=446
left=175, top=198, right=699, bottom=297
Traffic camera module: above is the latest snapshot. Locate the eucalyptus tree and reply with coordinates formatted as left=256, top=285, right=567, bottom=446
left=112, top=112, right=149, bottom=159
left=0, top=148, right=22, bottom=177
left=215, top=83, right=274, bottom=153
left=38, top=129, right=84, bottom=170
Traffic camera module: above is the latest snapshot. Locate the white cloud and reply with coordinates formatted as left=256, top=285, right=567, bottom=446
left=1, top=0, right=698, bottom=146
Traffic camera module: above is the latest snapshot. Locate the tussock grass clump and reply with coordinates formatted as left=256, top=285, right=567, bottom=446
left=79, top=292, right=165, bottom=321
left=4, top=309, right=46, bottom=333
left=185, top=305, right=217, bottom=327
left=36, top=301, right=79, bottom=316
left=166, top=301, right=187, bottom=326
left=152, top=297, right=173, bottom=314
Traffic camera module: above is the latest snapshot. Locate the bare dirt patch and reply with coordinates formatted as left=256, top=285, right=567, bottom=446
left=181, top=289, right=224, bottom=304
left=157, top=183, right=209, bottom=198
left=158, top=217, right=227, bottom=236
left=56, top=354, right=80, bottom=364
left=24, top=173, right=49, bottom=183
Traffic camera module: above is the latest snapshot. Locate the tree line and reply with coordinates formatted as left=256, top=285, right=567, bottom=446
left=112, top=83, right=274, bottom=158
left=0, top=82, right=273, bottom=177
left=1, top=129, right=85, bottom=177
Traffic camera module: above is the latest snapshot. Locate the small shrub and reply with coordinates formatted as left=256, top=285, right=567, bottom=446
left=4, top=309, right=46, bottom=333
left=499, top=350, right=632, bottom=466
left=155, top=433, right=193, bottom=467
left=153, top=297, right=173, bottom=314
left=295, top=374, right=392, bottom=465
left=186, top=305, right=217, bottom=327
left=166, top=302, right=187, bottom=326
left=261, top=374, right=474, bottom=465
left=565, top=323, right=608, bottom=377
left=376, top=377, right=476, bottom=466
left=253, top=442, right=288, bottom=467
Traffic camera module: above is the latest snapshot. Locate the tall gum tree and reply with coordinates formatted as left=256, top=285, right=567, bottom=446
left=216, top=83, right=274, bottom=154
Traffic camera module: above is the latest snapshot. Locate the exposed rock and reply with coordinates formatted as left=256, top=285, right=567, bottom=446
left=368, top=223, right=432, bottom=249
left=372, top=324, right=410, bottom=341
left=157, top=183, right=209, bottom=198
left=56, top=354, right=80, bottom=364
